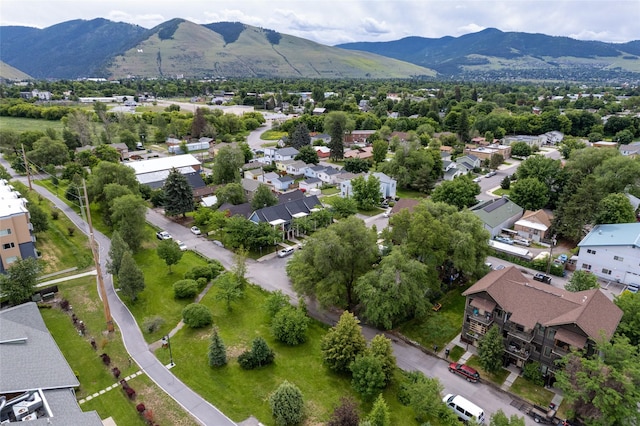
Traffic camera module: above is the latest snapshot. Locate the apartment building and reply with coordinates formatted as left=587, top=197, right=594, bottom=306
left=0, top=181, right=37, bottom=273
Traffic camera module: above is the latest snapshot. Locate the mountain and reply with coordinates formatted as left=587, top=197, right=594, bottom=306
left=0, top=61, right=31, bottom=80
left=0, top=18, right=434, bottom=80
left=0, top=19, right=147, bottom=79
left=105, top=20, right=434, bottom=79
left=337, top=28, right=640, bottom=80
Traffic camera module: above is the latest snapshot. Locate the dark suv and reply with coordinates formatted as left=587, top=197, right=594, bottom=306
left=448, top=362, right=480, bottom=383
left=533, top=273, right=552, bottom=284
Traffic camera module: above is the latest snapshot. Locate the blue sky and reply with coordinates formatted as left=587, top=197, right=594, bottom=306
left=2, top=0, right=639, bottom=45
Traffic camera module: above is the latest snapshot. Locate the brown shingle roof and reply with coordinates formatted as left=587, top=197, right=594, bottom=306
left=520, top=209, right=552, bottom=228
left=463, top=266, right=622, bottom=340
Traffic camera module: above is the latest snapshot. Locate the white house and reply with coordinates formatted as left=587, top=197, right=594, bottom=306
left=304, top=165, right=326, bottom=179
left=339, top=172, right=397, bottom=199
left=271, top=175, right=294, bottom=192
left=503, top=135, right=546, bottom=148
left=285, top=160, right=309, bottom=176
left=299, top=177, right=322, bottom=192
left=316, top=166, right=341, bottom=184
left=262, top=147, right=300, bottom=164
left=576, top=223, right=640, bottom=287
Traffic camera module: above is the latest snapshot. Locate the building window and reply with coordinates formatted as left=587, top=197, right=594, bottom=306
left=544, top=347, right=552, bottom=357
left=0, top=228, right=12, bottom=236
left=2, top=242, right=15, bottom=250
left=582, top=264, right=592, bottom=270
left=5, top=256, right=19, bottom=264
left=587, top=249, right=596, bottom=254
left=614, top=256, right=623, bottom=262
left=546, top=329, right=556, bottom=339
left=538, top=325, right=545, bottom=336
left=602, top=268, right=612, bottom=275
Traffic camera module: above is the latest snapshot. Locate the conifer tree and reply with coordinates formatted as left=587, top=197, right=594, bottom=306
left=163, top=168, right=194, bottom=217
left=208, top=330, right=227, bottom=367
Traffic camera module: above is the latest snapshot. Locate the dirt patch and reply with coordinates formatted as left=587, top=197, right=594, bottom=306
left=226, top=344, right=247, bottom=358
left=134, top=379, right=199, bottom=426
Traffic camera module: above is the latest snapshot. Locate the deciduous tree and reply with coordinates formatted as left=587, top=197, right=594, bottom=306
left=343, top=157, right=370, bottom=174
left=350, top=174, right=381, bottom=211
left=271, top=306, right=309, bottom=345
left=372, top=139, right=388, bottom=164
left=328, top=397, right=359, bottom=426
left=431, top=175, right=480, bottom=210
left=565, top=270, right=599, bottom=292
left=27, top=137, right=69, bottom=168
left=212, top=145, right=244, bottom=184
left=0, top=257, right=40, bottom=305
left=321, top=311, right=367, bottom=373
left=350, top=354, right=386, bottom=401
left=595, top=193, right=636, bottom=224
left=509, top=177, right=549, bottom=210
left=106, top=230, right=129, bottom=276
left=369, top=334, right=396, bottom=383
left=614, top=292, right=640, bottom=346
left=157, top=239, right=184, bottom=273
left=214, top=273, right=243, bottom=311
left=251, top=184, right=278, bottom=210
left=216, top=182, right=246, bottom=205
left=294, top=144, right=319, bottom=165
left=489, top=410, right=525, bottom=426
left=110, top=194, right=147, bottom=252
left=26, top=200, right=48, bottom=233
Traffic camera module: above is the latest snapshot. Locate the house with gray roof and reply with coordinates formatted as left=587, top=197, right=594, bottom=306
left=0, top=303, right=103, bottom=425
left=576, top=223, right=640, bottom=287
left=316, top=166, right=341, bottom=184
left=462, top=266, right=622, bottom=377
left=455, top=154, right=481, bottom=172
left=471, top=196, right=524, bottom=237
left=249, top=195, right=323, bottom=239
left=299, top=177, right=322, bottom=192
left=272, top=175, right=294, bottom=192
left=304, top=165, right=326, bottom=179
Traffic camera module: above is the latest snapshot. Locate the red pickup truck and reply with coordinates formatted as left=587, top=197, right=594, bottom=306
left=448, top=363, right=480, bottom=383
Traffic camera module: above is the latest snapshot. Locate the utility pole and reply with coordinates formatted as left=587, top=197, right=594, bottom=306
left=82, top=179, right=114, bottom=332
left=21, top=144, right=32, bottom=190
left=546, top=234, right=557, bottom=275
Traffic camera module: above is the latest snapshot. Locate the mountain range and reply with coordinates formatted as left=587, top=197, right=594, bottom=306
left=1, top=18, right=639, bottom=81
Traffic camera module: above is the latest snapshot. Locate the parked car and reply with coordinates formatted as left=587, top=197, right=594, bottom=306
left=514, top=238, right=531, bottom=247
left=533, top=273, right=552, bottom=284
left=485, top=171, right=497, bottom=178
left=527, top=404, right=557, bottom=424
left=473, top=177, right=482, bottom=183
left=494, top=265, right=506, bottom=270
left=190, top=226, right=201, bottom=235
left=558, top=254, right=568, bottom=263
left=156, top=231, right=172, bottom=240
left=448, top=363, right=480, bottom=383
left=212, top=240, right=224, bottom=248
left=383, top=209, right=391, bottom=218
left=176, top=240, right=187, bottom=251
left=495, top=236, right=514, bottom=245
left=626, top=284, right=639, bottom=294
left=277, top=246, right=295, bottom=258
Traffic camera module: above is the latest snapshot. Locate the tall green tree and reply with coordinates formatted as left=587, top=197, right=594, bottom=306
left=324, top=111, right=354, bottom=161
left=290, top=122, right=311, bottom=149
left=509, top=177, right=549, bottom=210
left=456, top=109, right=470, bottom=143
left=350, top=174, right=381, bottom=211
left=595, top=193, right=636, bottom=224
left=367, top=394, right=391, bottom=426
left=343, top=158, right=371, bottom=174
left=369, top=334, right=396, bottom=383
left=294, top=144, right=319, bottom=165
left=320, top=311, right=367, bottom=373
left=157, top=239, right=184, bottom=273
left=372, top=139, right=388, bottom=164
left=216, top=182, right=246, bottom=205
left=355, top=248, right=437, bottom=329
left=27, top=137, right=69, bottom=168
left=25, top=200, right=49, bottom=233
left=87, top=161, right=139, bottom=206
left=118, top=251, right=145, bottom=301
left=555, top=336, right=640, bottom=425
left=212, top=145, right=244, bottom=184
left=565, top=270, right=599, bottom=292
left=110, top=194, right=147, bottom=252
left=269, top=381, right=304, bottom=426
left=0, top=257, right=40, bottom=305
left=405, top=372, right=444, bottom=424
left=208, top=329, right=227, bottom=367
left=163, top=168, right=194, bottom=217
left=251, top=184, right=278, bottom=210
left=271, top=306, right=309, bottom=346
left=106, top=230, right=129, bottom=276
left=478, top=325, right=504, bottom=373
left=614, top=292, right=640, bottom=346
left=214, top=273, right=243, bottom=311
left=431, top=175, right=480, bottom=210
left=350, top=354, right=386, bottom=401
left=287, top=216, right=377, bottom=309
left=489, top=410, right=525, bottom=426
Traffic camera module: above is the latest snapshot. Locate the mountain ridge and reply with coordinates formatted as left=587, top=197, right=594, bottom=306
left=1, top=18, right=639, bottom=81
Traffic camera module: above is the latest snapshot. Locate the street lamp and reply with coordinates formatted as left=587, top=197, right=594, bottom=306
left=161, top=335, right=174, bottom=368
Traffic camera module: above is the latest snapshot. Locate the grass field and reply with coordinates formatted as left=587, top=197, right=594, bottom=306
left=260, top=130, right=287, bottom=140
left=465, top=355, right=511, bottom=386
left=510, top=377, right=554, bottom=407
left=398, top=285, right=468, bottom=349
left=40, top=276, right=196, bottom=425
left=153, top=283, right=418, bottom=425
left=0, top=116, right=65, bottom=133
left=396, top=188, right=429, bottom=199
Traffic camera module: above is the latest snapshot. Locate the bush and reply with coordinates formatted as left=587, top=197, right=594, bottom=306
left=265, top=290, right=290, bottom=318
left=269, top=381, right=304, bottom=426
left=184, top=265, right=213, bottom=281
left=173, top=279, right=199, bottom=299
left=523, top=361, right=544, bottom=386
left=271, top=307, right=309, bottom=345
left=182, top=303, right=213, bottom=328
left=208, top=260, right=224, bottom=278
left=60, top=299, right=70, bottom=311
left=196, top=277, right=208, bottom=289
left=136, top=403, right=146, bottom=413
left=350, top=354, right=386, bottom=401
left=51, top=211, right=59, bottom=220
left=142, top=316, right=165, bottom=333
left=100, top=353, right=111, bottom=366
left=238, top=337, right=275, bottom=370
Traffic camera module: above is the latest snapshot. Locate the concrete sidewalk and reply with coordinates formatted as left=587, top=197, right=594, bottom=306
left=36, top=270, right=97, bottom=287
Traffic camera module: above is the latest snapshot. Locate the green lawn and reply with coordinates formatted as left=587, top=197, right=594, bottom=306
left=260, top=130, right=287, bottom=140
left=320, top=186, right=340, bottom=195
left=398, top=286, right=467, bottom=349
left=448, top=345, right=466, bottom=362
left=510, top=377, right=554, bottom=407
left=395, top=188, right=428, bottom=199
left=0, top=116, right=64, bottom=133
left=153, top=283, right=417, bottom=425
left=491, top=188, right=511, bottom=197
left=465, top=355, right=510, bottom=385
left=126, top=248, right=212, bottom=343
left=40, top=276, right=196, bottom=425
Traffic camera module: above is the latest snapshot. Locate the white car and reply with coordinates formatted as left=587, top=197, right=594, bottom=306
left=176, top=240, right=187, bottom=251
left=277, top=247, right=295, bottom=258
left=156, top=231, right=172, bottom=240
left=383, top=209, right=391, bottom=218
left=190, top=226, right=201, bottom=235
left=473, top=177, right=482, bottom=183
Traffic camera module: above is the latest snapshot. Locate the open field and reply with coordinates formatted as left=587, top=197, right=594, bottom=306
left=0, top=116, right=64, bottom=133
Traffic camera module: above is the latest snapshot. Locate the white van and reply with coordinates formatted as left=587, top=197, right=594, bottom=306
left=442, top=394, right=485, bottom=424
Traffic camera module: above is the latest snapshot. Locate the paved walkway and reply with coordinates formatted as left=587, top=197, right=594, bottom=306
left=0, top=156, right=237, bottom=426
left=36, top=269, right=97, bottom=287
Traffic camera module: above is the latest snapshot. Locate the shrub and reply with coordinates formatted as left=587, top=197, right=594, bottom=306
left=238, top=351, right=257, bottom=370
left=100, top=353, right=111, bottom=366
left=271, top=307, right=309, bottom=345
left=328, top=397, right=359, bottom=426
left=51, top=211, right=59, bottom=220
left=173, top=279, right=199, bottom=299
left=265, top=290, right=290, bottom=318
left=136, top=403, right=146, bottom=413
left=142, top=316, right=165, bottom=333
left=238, top=337, right=275, bottom=370
left=523, top=361, right=544, bottom=386
left=196, top=277, right=208, bottom=289
left=125, top=387, right=136, bottom=399
left=60, top=299, right=70, bottom=311
left=185, top=265, right=213, bottom=281
left=350, top=354, right=386, bottom=401
left=112, top=367, right=121, bottom=378
left=208, top=260, right=224, bottom=278
left=182, top=303, right=213, bottom=328
left=269, top=381, right=304, bottom=426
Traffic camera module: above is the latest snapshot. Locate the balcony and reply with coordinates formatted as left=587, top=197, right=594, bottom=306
left=551, top=344, right=569, bottom=357
left=504, top=340, right=532, bottom=360
left=468, top=309, right=494, bottom=326
left=505, top=324, right=534, bottom=343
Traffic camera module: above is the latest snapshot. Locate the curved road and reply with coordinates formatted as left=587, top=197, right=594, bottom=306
left=0, top=157, right=235, bottom=426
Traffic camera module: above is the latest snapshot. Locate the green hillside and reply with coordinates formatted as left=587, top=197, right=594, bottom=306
left=0, top=61, right=31, bottom=80
left=107, top=20, right=435, bottom=79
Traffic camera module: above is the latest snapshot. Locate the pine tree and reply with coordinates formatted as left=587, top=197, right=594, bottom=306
left=106, top=230, right=130, bottom=276
left=269, top=381, right=304, bottom=426
left=369, top=334, right=396, bottom=383
left=290, top=123, right=311, bottom=149
left=163, top=168, right=194, bottom=217
left=368, top=394, right=391, bottom=426
left=118, top=251, right=145, bottom=301
left=208, top=330, right=227, bottom=367
left=478, top=325, right=504, bottom=373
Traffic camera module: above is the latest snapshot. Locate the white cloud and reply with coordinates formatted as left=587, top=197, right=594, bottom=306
left=361, top=17, right=390, bottom=35
left=201, top=9, right=265, bottom=27
left=106, top=11, right=166, bottom=28
left=457, top=23, right=486, bottom=35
